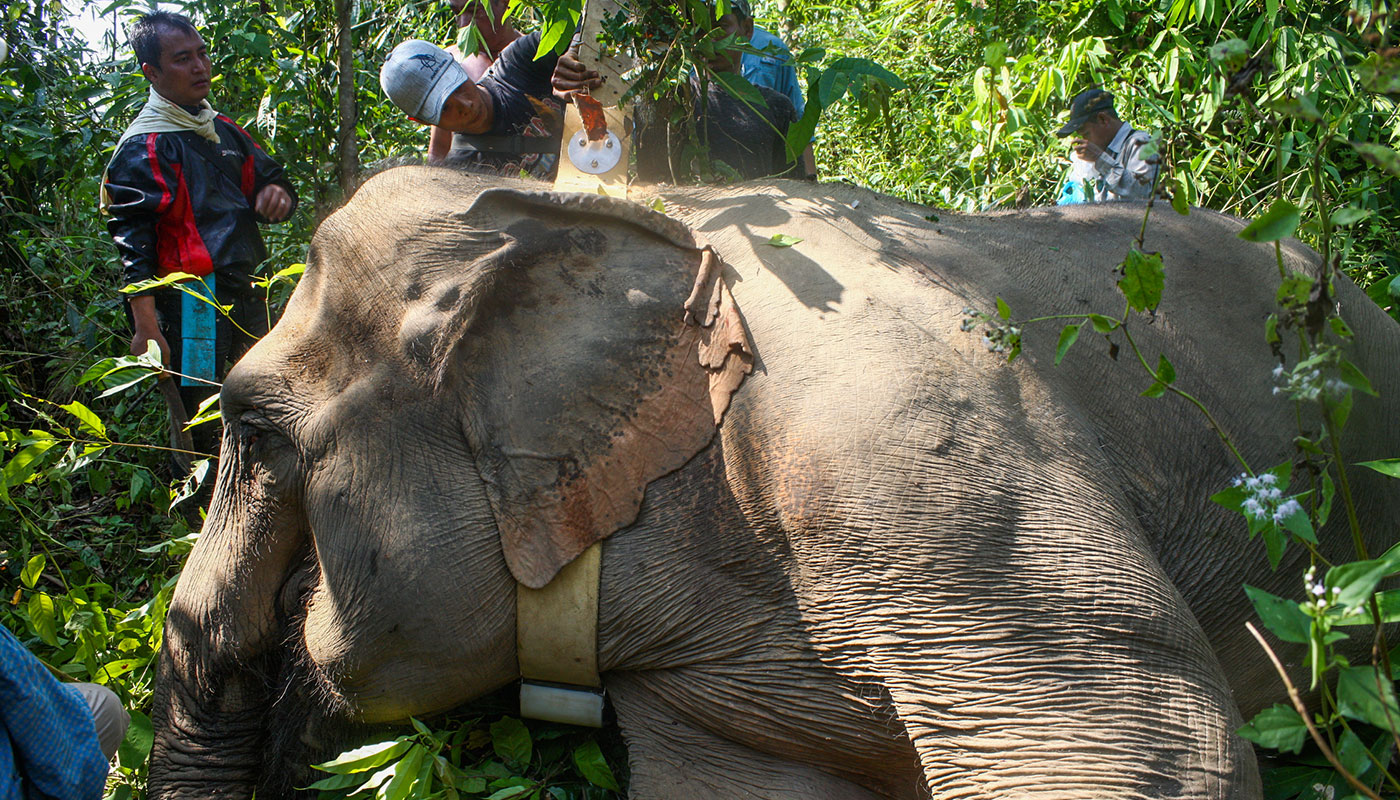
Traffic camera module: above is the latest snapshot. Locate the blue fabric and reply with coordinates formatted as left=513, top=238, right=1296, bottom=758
left=742, top=26, right=806, bottom=117
left=0, top=626, right=107, bottom=800
left=1057, top=166, right=1090, bottom=205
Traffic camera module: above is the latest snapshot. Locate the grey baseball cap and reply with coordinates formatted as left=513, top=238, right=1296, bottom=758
left=380, top=39, right=469, bottom=125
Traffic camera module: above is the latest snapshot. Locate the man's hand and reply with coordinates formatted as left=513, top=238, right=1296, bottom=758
left=552, top=50, right=603, bottom=101
left=255, top=184, right=293, bottom=222
left=1071, top=137, right=1104, bottom=163
left=128, top=295, right=170, bottom=372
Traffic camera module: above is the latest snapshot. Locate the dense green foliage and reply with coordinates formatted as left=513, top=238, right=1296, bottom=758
left=2, top=0, right=1398, bottom=797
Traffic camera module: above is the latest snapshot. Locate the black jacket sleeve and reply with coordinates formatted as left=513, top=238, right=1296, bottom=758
left=233, top=123, right=299, bottom=221
left=103, top=135, right=171, bottom=292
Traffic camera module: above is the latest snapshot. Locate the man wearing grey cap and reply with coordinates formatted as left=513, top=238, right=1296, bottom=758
left=1055, top=88, right=1157, bottom=204
left=380, top=33, right=599, bottom=177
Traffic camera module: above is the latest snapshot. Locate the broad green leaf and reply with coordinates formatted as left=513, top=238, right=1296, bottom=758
left=1117, top=249, right=1165, bottom=312
left=120, top=271, right=198, bottom=294
left=187, top=394, right=222, bottom=428
left=1338, top=359, right=1378, bottom=396
left=1357, top=458, right=1400, bottom=479
left=484, top=787, right=531, bottom=800
left=572, top=740, right=619, bottom=791
left=1327, top=542, right=1400, bottom=612
left=302, top=772, right=366, bottom=791
left=1353, top=142, right=1400, bottom=177
left=3, top=437, right=59, bottom=487
left=314, top=739, right=414, bottom=774
left=995, top=296, right=1011, bottom=319
left=28, top=592, right=59, bottom=646
left=649, top=198, right=665, bottom=213
left=1244, top=585, right=1311, bottom=644
left=1333, top=590, right=1400, bottom=625
left=1170, top=181, right=1190, bottom=216
left=1262, top=524, right=1287, bottom=569
left=1208, top=38, right=1249, bottom=73
left=1155, top=354, right=1176, bottom=384
left=1140, top=381, right=1166, bottom=398
left=1337, top=665, right=1400, bottom=734
left=1054, top=322, right=1082, bottom=365
left=490, top=717, right=532, bottom=768
left=380, top=743, right=426, bottom=800
left=711, top=69, right=767, bottom=111
left=60, top=400, right=106, bottom=439
left=767, top=233, right=803, bottom=247
left=1087, top=314, right=1118, bottom=334
left=1278, top=504, right=1315, bottom=543
left=1237, top=200, right=1301, bottom=243
left=117, top=710, right=154, bottom=769
left=1331, top=207, right=1373, bottom=228
left=1237, top=704, right=1307, bottom=754
left=21, top=555, right=44, bottom=589
left=96, top=370, right=157, bottom=399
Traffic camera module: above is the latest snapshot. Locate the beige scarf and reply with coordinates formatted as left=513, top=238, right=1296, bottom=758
left=100, top=88, right=224, bottom=211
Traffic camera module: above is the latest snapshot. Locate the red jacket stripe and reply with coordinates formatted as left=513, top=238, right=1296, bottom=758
left=154, top=163, right=215, bottom=279
left=146, top=133, right=172, bottom=214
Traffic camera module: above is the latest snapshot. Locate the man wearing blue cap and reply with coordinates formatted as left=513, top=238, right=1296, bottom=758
left=1055, top=88, right=1157, bottom=204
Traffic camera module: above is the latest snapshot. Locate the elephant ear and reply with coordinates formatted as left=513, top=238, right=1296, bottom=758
left=420, top=189, right=751, bottom=589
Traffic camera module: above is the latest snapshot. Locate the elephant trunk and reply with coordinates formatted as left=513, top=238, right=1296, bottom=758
left=148, top=444, right=314, bottom=799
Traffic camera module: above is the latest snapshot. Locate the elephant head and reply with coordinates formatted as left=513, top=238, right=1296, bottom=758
left=148, top=170, right=751, bottom=796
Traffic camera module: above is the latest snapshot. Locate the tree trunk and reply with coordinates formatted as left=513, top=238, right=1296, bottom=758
left=335, top=0, right=359, bottom=193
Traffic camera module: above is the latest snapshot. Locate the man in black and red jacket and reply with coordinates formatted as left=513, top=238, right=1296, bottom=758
left=103, top=10, right=296, bottom=451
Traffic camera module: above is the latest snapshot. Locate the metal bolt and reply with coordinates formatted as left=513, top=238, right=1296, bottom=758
left=605, top=139, right=614, bottom=149
left=578, top=138, right=587, bottom=147
left=590, top=159, right=599, bottom=169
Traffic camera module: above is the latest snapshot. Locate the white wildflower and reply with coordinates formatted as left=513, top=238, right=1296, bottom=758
left=1272, top=364, right=1286, bottom=379
left=1243, top=498, right=1265, bottom=519
left=1258, top=473, right=1277, bottom=486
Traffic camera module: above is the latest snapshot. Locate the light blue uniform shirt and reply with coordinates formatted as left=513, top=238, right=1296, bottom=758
left=742, top=26, right=806, bottom=118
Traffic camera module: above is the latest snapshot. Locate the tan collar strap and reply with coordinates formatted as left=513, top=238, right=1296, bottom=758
left=516, top=541, right=602, bottom=688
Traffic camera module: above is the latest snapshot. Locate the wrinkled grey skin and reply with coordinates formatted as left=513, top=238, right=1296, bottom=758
left=148, top=168, right=1400, bottom=799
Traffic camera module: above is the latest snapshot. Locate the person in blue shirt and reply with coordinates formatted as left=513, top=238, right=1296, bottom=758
left=728, top=0, right=817, bottom=177
left=1, top=624, right=129, bottom=800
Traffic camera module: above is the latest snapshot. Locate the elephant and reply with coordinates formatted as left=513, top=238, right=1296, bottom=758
left=147, top=166, right=1400, bottom=799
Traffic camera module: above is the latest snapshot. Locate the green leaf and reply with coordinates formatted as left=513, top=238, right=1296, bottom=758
left=1117, top=249, right=1165, bottom=312
left=28, top=592, right=59, bottom=646
left=1278, top=504, right=1315, bottom=543
left=1140, top=381, right=1166, bottom=398
left=302, top=772, right=367, bottom=791
left=1338, top=359, right=1378, bottom=396
left=380, top=743, right=427, bottom=800
left=1155, top=354, right=1176, bottom=384
left=1337, top=665, right=1400, bottom=734
left=995, top=296, right=1011, bottom=320
left=1237, top=200, right=1302, bottom=243
left=1054, top=322, right=1082, bottom=365
left=649, top=198, right=666, bottom=213
left=1208, top=38, right=1249, bottom=73
left=314, top=739, right=414, bottom=774
left=490, top=717, right=532, bottom=768
left=1244, top=585, right=1311, bottom=644
left=1327, top=542, right=1400, bottom=612
left=1237, top=704, right=1308, bottom=754
left=1170, top=181, right=1190, bottom=216
left=767, top=233, right=803, bottom=247
left=1331, top=207, right=1373, bottom=228
left=1087, top=314, right=1118, bottom=334
left=20, top=554, right=44, bottom=589
left=1264, top=315, right=1280, bottom=345
left=1353, top=142, right=1400, bottom=177
left=485, top=787, right=531, bottom=800
left=572, top=740, right=619, bottom=791
left=3, top=437, right=59, bottom=488
left=60, top=400, right=106, bottom=439
left=1357, top=458, right=1400, bottom=479
left=117, top=709, right=154, bottom=769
